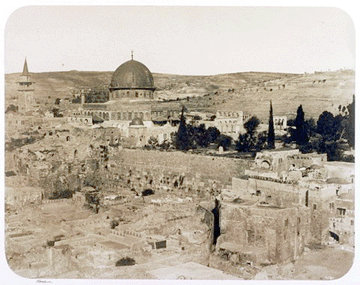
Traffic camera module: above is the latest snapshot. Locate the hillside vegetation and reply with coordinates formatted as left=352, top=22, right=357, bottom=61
left=5, top=69, right=354, bottom=121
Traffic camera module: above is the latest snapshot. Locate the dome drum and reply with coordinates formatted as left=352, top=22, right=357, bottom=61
left=109, top=89, right=155, bottom=100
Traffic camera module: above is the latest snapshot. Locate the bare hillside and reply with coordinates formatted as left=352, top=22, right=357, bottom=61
left=5, top=69, right=354, bottom=121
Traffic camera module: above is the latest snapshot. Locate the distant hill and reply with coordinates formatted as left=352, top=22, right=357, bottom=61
left=5, top=69, right=354, bottom=121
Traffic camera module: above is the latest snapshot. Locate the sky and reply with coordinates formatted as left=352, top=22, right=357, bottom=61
left=4, top=5, right=356, bottom=75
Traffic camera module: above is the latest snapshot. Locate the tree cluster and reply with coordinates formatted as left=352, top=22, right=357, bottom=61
left=173, top=119, right=232, bottom=151
left=144, top=136, right=174, bottom=151
left=235, top=116, right=267, bottom=152
left=287, top=96, right=355, bottom=161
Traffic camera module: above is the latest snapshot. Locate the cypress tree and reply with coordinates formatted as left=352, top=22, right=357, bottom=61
left=268, top=100, right=275, bottom=149
left=175, top=106, right=190, bottom=151
left=346, top=95, right=355, bottom=148
left=294, top=105, right=308, bottom=146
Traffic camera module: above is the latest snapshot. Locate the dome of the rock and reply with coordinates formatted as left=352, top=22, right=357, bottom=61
left=110, top=59, right=155, bottom=90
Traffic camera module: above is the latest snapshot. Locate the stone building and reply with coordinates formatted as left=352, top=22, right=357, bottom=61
left=273, top=116, right=287, bottom=131
left=329, top=192, right=355, bottom=246
left=217, top=201, right=311, bottom=265
left=199, top=110, right=247, bottom=139
left=77, top=55, right=181, bottom=124
left=63, top=55, right=181, bottom=147
left=230, top=149, right=354, bottom=246
left=16, top=58, right=36, bottom=113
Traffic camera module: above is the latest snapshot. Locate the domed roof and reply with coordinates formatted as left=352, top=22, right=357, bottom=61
left=110, top=59, right=155, bottom=89
left=129, top=117, right=144, bottom=126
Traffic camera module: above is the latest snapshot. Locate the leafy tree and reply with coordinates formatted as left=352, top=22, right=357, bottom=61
left=159, top=140, right=172, bottom=150
left=110, top=219, right=119, bottom=229
left=304, top=118, right=317, bottom=138
left=235, top=133, right=252, bottom=152
left=187, top=124, right=207, bottom=148
left=216, top=134, right=232, bottom=151
left=145, top=137, right=159, bottom=150
left=115, top=257, right=135, bottom=266
left=72, top=96, right=81, bottom=104
left=317, top=111, right=336, bottom=141
left=267, top=101, right=275, bottom=149
left=210, top=115, right=217, bottom=121
left=244, top=116, right=260, bottom=136
left=345, top=95, right=355, bottom=148
left=256, top=131, right=268, bottom=151
left=205, top=127, right=220, bottom=144
left=236, top=116, right=263, bottom=152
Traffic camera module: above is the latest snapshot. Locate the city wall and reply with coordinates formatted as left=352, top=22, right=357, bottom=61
left=112, top=149, right=250, bottom=185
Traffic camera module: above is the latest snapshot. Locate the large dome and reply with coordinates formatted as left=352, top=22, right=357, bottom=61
left=110, top=59, right=155, bottom=90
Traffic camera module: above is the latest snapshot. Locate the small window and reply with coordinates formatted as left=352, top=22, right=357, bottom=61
left=256, top=190, right=261, bottom=196
left=313, top=204, right=317, bottom=210
left=351, top=220, right=354, bottom=226
left=284, top=219, right=289, bottom=227
left=337, top=208, right=346, bottom=216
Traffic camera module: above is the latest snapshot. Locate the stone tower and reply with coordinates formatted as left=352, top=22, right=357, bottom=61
left=17, top=58, right=35, bottom=113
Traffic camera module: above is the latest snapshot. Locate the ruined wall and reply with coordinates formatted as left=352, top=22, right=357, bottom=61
left=232, top=177, right=302, bottom=207
left=219, top=203, right=311, bottom=264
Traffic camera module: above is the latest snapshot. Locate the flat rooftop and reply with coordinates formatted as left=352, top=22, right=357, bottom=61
left=98, top=240, right=129, bottom=250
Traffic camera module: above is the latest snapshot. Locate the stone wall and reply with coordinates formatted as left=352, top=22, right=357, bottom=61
left=218, top=202, right=311, bottom=265
left=113, top=149, right=249, bottom=185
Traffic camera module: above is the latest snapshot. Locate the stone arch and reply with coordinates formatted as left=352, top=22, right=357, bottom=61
left=260, top=160, right=271, bottom=170
left=144, top=112, right=150, bottom=120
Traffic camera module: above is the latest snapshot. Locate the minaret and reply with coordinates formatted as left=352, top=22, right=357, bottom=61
left=17, top=58, right=35, bottom=113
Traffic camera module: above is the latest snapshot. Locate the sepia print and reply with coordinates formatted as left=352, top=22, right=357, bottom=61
left=3, top=6, right=356, bottom=281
